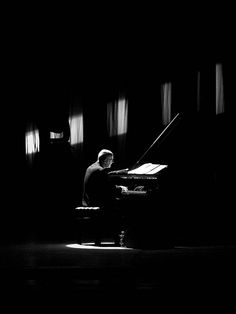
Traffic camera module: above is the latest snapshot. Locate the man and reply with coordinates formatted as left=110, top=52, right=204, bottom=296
left=82, top=149, right=127, bottom=245
left=82, top=149, right=125, bottom=207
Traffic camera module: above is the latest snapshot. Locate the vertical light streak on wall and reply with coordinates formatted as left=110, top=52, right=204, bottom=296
left=25, top=126, right=40, bottom=165
left=161, top=83, right=172, bottom=125
left=107, top=97, right=128, bottom=161
left=117, top=98, right=128, bottom=135
left=69, top=113, right=84, bottom=146
left=197, top=71, right=201, bottom=112
left=216, top=63, right=225, bottom=115
left=107, top=97, right=128, bottom=136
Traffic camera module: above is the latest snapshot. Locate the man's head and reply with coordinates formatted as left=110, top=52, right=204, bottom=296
left=97, top=149, right=114, bottom=168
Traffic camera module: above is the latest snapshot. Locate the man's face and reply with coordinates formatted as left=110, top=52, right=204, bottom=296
left=103, top=155, right=114, bottom=168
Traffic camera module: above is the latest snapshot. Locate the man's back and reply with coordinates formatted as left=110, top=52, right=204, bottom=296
left=82, top=161, right=114, bottom=207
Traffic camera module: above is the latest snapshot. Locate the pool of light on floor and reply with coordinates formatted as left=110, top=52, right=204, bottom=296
left=66, top=242, right=134, bottom=250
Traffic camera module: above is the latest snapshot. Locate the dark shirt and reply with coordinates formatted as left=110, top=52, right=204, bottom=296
left=82, top=161, right=120, bottom=207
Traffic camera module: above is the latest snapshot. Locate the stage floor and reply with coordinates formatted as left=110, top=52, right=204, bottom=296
left=1, top=241, right=236, bottom=311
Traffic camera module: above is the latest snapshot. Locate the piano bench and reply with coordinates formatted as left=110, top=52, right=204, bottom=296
left=73, top=206, right=102, bottom=245
left=74, top=206, right=101, bottom=218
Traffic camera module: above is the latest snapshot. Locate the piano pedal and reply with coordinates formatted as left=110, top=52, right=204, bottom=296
left=119, top=230, right=126, bottom=247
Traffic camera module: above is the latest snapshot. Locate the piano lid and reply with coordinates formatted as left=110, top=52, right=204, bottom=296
left=129, top=113, right=181, bottom=171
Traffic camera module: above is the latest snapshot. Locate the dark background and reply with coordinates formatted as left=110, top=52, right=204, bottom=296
left=1, top=18, right=235, bottom=245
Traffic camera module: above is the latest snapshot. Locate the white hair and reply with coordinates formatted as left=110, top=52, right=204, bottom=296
left=97, top=149, right=113, bottom=161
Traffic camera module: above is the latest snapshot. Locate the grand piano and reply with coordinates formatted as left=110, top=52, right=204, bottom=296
left=107, top=113, right=181, bottom=248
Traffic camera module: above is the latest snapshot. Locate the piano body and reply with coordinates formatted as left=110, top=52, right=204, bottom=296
left=107, top=114, right=181, bottom=248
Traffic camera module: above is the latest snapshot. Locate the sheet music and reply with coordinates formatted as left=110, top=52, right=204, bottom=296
left=147, top=164, right=168, bottom=174
left=128, top=163, right=167, bottom=175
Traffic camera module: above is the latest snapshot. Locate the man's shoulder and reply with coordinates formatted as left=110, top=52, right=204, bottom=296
left=88, top=162, right=103, bottom=172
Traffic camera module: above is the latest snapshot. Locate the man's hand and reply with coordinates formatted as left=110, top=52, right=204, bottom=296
left=116, top=185, right=129, bottom=193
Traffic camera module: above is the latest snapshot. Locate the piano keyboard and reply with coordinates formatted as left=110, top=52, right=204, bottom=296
left=121, top=190, right=147, bottom=196
left=117, top=175, right=157, bottom=180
